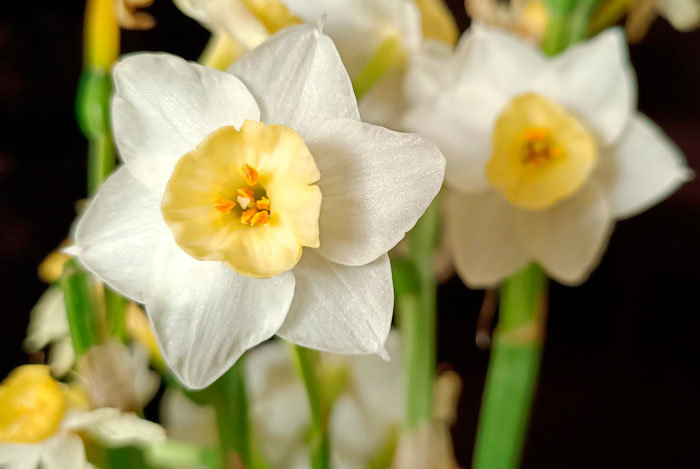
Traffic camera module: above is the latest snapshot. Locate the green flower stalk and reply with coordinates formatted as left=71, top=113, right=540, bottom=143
left=473, top=2, right=599, bottom=468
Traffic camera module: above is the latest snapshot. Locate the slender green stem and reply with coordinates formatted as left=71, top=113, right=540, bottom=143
left=104, top=287, right=127, bottom=342
left=396, top=196, right=441, bottom=428
left=213, top=358, right=252, bottom=469
left=472, top=264, right=547, bottom=469
left=60, top=259, right=99, bottom=357
left=290, top=345, right=330, bottom=469
left=352, top=36, right=407, bottom=100
left=145, top=439, right=221, bottom=469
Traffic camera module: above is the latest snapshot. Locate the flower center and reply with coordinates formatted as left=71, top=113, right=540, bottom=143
left=521, top=127, right=565, bottom=168
left=162, top=120, right=322, bottom=279
left=213, top=164, right=272, bottom=227
left=486, top=93, right=596, bottom=211
left=0, top=365, right=66, bottom=443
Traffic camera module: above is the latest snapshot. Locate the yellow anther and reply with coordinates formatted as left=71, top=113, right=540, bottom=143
left=522, top=127, right=549, bottom=141
left=548, top=145, right=564, bottom=158
left=241, top=207, right=258, bottom=225
left=250, top=210, right=270, bottom=226
left=243, top=164, right=260, bottom=186
left=213, top=197, right=235, bottom=213
left=256, top=196, right=270, bottom=211
left=236, top=187, right=255, bottom=209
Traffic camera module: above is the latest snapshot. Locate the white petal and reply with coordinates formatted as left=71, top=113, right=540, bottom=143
left=532, top=28, right=635, bottom=146
left=41, top=434, right=87, bottom=469
left=160, top=389, right=218, bottom=447
left=657, top=0, right=700, bottom=31
left=342, top=330, right=403, bottom=423
left=329, top=395, right=384, bottom=466
left=112, top=53, right=260, bottom=192
left=404, top=40, right=460, bottom=108
left=403, top=88, right=499, bottom=194
left=307, top=118, right=444, bottom=266
left=284, top=0, right=422, bottom=75
left=65, top=409, right=165, bottom=447
left=0, top=444, right=42, bottom=469
left=145, top=240, right=295, bottom=389
left=228, top=25, right=359, bottom=137
left=48, top=336, right=75, bottom=378
left=445, top=189, right=530, bottom=288
left=24, top=287, right=68, bottom=352
left=358, top=68, right=406, bottom=130
left=172, top=0, right=269, bottom=49
left=73, top=166, right=167, bottom=304
left=596, top=114, right=691, bottom=219
left=457, top=22, right=543, bottom=99
left=514, top=183, right=613, bottom=285
left=278, top=251, right=393, bottom=355
left=129, top=344, right=161, bottom=409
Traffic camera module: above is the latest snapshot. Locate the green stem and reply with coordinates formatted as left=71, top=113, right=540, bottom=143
left=290, top=345, right=330, bottom=469
left=87, top=134, right=116, bottom=195
left=397, top=196, right=441, bottom=428
left=145, top=439, right=221, bottom=469
left=213, top=358, right=252, bottom=469
left=60, top=259, right=99, bottom=357
left=472, top=264, right=548, bottom=469
left=104, top=287, right=127, bottom=342
left=351, top=36, right=407, bottom=101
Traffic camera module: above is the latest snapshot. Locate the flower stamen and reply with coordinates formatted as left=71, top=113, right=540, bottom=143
left=243, top=164, right=260, bottom=186
left=522, top=126, right=564, bottom=169
left=213, top=197, right=236, bottom=213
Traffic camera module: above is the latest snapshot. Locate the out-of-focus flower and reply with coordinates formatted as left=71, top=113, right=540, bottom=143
left=160, top=388, right=219, bottom=447
left=627, top=0, right=700, bottom=43
left=38, top=242, right=71, bottom=283
left=0, top=365, right=164, bottom=469
left=174, top=0, right=301, bottom=50
left=24, top=287, right=75, bottom=377
left=466, top=0, right=549, bottom=43
left=125, top=302, right=165, bottom=369
left=80, top=343, right=160, bottom=412
left=404, top=24, right=690, bottom=287
left=247, top=333, right=404, bottom=468
left=68, top=25, right=445, bottom=389
left=391, top=371, right=461, bottom=469
left=174, top=0, right=458, bottom=129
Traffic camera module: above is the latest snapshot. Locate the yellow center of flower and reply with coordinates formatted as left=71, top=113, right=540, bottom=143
left=241, top=0, right=301, bottom=33
left=486, top=93, right=597, bottom=211
left=0, top=365, right=66, bottom=443
left=162, top=120, right=322, bottom=279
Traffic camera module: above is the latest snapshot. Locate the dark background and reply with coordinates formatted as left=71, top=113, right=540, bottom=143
left=1, top=1, right=699, bottom=468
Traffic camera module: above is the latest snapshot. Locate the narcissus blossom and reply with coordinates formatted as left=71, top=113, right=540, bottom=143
left=69, top=25, right=444, bottom=389
left=162, top=334, right=405, bottom=468
left=404, top=24, right=690, bottom=287
left=0, top=365, right=164, bottom=469
left=174, top=0, right=458, bottom=129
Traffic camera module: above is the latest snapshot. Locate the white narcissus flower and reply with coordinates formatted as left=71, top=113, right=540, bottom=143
left=248, top=333, right=404, bottom=468
left=404, top=24, right=691, bottom=287
left=174, top=0, right=459, bottom=129
left=160, top=335, right=404, bottom=468
left=0, top=365, right=165, bottom=469
left=69, top=25, right=444, bottom=389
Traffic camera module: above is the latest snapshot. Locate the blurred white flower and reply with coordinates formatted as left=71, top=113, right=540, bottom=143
left=466, top=0, right=548, bottom=43
left=160, top=388, right=219, bottom=447
left=24, top=287, right=74, bottom=377
left=80, top=342, right=160, bottom=412
left=246, top=333, right=404, bottom=468
left=174, top=0, right=458, bottom=129
left=404, top=24, right=691, bottom=287
left=0, top=365, right=164, bottom=469
left=69, top=25, right=444, bottom=389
